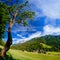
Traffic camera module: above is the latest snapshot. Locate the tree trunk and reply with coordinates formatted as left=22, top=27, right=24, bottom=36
left=0, top=10, right=18, bottom=60
left=0, top=21, right=13, bottom=60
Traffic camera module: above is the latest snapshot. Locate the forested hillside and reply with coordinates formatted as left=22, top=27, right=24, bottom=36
left=11, top=35, right=60, bottom=52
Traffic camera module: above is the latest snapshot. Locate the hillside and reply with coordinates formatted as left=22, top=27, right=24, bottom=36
left=0, top=35, right=60, bottom=60
left=11, top=35, right=60, bottom=52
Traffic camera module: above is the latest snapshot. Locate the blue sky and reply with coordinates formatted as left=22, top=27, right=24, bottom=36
left=3, top=0, right=60, bottom=44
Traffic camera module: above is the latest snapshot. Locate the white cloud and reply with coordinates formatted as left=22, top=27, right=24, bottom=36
left=11, top=25, right=60, bottom=44
left=12, top=25, right=60, bottom=44
left=12, top=31, right=42, bottom=44
left=26, top=31, right=41, bottom=39
left=4, top=24, right=60, bottom=44
left=40, top=0, right=60, bottom=19
left=29, top=0, right=60, bottom=19
left=12, top=26, right=36, bottom=34
left=43, top=25, right=60, bottom=35
left=13, top=38, right=20, bottom=44
left=17, top=34, right=25, bottom=38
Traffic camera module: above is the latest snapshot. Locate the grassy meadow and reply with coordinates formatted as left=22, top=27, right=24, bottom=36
left=0, top=45, right=60, bottom=60
left=7, top=49, right=60, bottom=60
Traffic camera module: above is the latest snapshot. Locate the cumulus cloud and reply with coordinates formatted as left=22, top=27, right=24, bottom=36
left=29, top=0, right=60, bottom=19
left=12, top=25, right=60, bottom=44
left=43, top=25, right=60, bottom=35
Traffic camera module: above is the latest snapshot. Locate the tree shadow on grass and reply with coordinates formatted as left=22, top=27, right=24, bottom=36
left=0, top=53, right=20, bottom=60
left=0, top=48, right=21, bottom=60
left=0, top=48, right=15, bottom=60
left=5, top=54, right=22, bottom=60
left=0, top=48, right=2, bottom=51
left=5, top=52, right=21, bottom=60
left=5, top=54, right=16, bottom=60
left=0, top=54, right=17, bottom=60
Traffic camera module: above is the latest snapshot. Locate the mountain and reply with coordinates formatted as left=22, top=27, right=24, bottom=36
left=11, top=35, right=60, bottom=52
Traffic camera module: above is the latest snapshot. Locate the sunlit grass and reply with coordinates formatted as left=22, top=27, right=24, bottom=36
left=0, top=45, right=60, bottom=60
left=8, top=49, right=60, bottom=60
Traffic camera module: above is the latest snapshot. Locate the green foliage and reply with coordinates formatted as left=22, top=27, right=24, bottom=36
left=0, top=0, right=35, bottom=39
left=18, top=10, right=35, bottom=26
left=19, top=11, right=35, bottom=19
left=0, top=40, right=5, bottom=46
left=4, top=53, right=15, bottom=60
left=11, top=35, right=60, bottom=52
left=0, top=2, right=9, bottom=39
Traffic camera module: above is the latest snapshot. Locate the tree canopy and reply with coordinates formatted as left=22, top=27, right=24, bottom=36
left=0, top=0, right=35, bottom=40
left=0, top=2, right=9, bottom=39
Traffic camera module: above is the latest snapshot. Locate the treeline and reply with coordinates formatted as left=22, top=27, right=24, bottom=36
left=11, top=35, right=60, bottom=52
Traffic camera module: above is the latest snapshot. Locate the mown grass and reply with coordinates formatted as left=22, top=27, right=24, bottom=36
left=8, top=49, right=60, bottom=60
left=0, top=45, right=60, bottom=60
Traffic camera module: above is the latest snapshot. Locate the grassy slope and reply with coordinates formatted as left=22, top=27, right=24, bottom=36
left=0, top=45, right=60, bottom=60
left=8, top=49, right=60, bottom=60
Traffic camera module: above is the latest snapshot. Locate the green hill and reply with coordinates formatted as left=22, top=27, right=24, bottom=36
left=0, top=35, right=60, bottom=60
left=11, top=35, right=60, bottom=52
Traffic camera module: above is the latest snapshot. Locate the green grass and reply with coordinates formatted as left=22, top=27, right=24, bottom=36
left=0, top=45, right=60, bottom=60
left=8, top=49, right=60, bottom=60
left=40, top=43, right=52, bottom=48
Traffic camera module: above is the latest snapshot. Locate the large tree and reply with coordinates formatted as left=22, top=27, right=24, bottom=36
left=0, top=0, right=35, bottom=59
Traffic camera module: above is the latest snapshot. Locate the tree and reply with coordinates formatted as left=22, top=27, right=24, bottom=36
left=0, top=0, right=35, bottom=59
